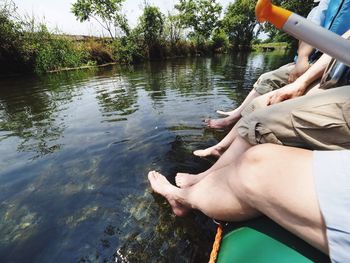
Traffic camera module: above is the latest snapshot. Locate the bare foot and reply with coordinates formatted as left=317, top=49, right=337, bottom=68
left=175, top=172, right=207, bottom=188
left=193, top=145, right=224, bottom=157
left=148, top=171, right=190, bottom=216
left=205, top=114, right=240, bottom=129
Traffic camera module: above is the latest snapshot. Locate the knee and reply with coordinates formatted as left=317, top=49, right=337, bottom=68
left=254, top=74, right=274, bottom=95
left=234, top=144, right=274, bottom=208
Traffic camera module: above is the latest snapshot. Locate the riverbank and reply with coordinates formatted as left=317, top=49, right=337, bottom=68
left=0, top=3, right=256, bottom=75
left=47, top=62, right=117, bottom=73
left=6, top=35, right=290, bottom=75
left=0, top=4, right=288, bottom=75
left=0, top=32, right=225, bottom=75
left=0, top=1, right=293, bottom=76
left=252, top=42, right=290, bottom=52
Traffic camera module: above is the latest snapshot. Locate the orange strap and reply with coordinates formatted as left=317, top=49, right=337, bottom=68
left=208, top=224, right=223, bottom=263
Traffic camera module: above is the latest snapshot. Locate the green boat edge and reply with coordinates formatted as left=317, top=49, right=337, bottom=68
left=215, top=217, right=330, bottom=263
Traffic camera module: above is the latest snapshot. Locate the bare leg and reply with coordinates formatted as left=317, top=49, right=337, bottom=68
left=206, top=89, right=260, bottom=129
left=238, top=144, right=328, bottom=253
left=193, top=125, right=239, bottom=158
left=196, top=90, right=272, bottom=158
left=177, top=136, right=251, bottom=187
left=149, top=165, right=259, bottom=221
left=150, top=144, right=329, bottom=253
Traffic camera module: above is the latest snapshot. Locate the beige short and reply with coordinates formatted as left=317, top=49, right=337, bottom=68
left=253, top=63, right=295, bottom=95
left=237, top=85, right=350, bottom=150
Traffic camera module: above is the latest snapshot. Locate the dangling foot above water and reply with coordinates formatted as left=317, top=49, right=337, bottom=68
left=148, top=171, right=190, bottom=217
left=193, top=145, right=224, bottom=158
left=205, top=111, right=241, bottom=129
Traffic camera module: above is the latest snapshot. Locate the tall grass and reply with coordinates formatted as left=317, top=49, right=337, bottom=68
left=0, top=1, right=96, bottom=74
left=29, top=29, right=90, bottom=73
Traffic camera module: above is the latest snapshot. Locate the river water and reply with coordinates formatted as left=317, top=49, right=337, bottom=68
left=0, top=53, right=290, bottom=263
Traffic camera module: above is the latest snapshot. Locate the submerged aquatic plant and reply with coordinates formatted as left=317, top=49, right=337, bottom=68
left=114, top=191, right=213, bottom=263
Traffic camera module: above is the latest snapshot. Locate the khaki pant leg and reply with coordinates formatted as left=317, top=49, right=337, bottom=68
left=253, top=63, right=295, bottom=95
left=237, top=85, right=350, bottom=150
left=241, top=92, right=271, bottom=117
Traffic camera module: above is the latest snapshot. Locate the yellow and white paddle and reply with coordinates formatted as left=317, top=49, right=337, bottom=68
left=255, top=0, right=350, bottom=66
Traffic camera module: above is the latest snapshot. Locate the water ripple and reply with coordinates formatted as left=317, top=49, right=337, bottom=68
left=0, top=53, right=292, bottom=263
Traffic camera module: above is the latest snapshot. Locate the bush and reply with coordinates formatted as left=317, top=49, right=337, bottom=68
left=164, top=39, right=194, bottom=57
left=111, top=34, right=145, bottom=64
left=85, top=39, right=114, bottom=65
left=211, top=28, right=229, bottom=52
left=34, top=34, right=89, bottom=73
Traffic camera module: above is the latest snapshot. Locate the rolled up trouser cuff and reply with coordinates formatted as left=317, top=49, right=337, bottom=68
left=237, top=119, right=283, bottom=146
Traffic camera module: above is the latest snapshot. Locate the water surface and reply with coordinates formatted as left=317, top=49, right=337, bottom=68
left=0, top=53, right=290, bottom=262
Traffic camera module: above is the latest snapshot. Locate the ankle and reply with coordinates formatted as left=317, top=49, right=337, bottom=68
left=215, top=145, right=224, bottom=152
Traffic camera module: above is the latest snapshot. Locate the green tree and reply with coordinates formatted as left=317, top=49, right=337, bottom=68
left=222, top=0, right=258, bottom=50
left=277, top=0, right=315, bottom=19
left=175, top=0, right=222, bottom=45
left=164, top=13, right=183, bottom=46
left=112, top=30, right=145, bottom=63
left=138, top=5, right=164, bottom=59
left=71, top=0, right=129, bottom=39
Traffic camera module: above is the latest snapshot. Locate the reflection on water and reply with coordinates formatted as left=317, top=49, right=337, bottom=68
left=0, top=52, right=291, bottom=262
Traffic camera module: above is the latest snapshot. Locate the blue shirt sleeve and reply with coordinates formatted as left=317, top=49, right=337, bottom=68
left=306, top=0, right=330, bottom=27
